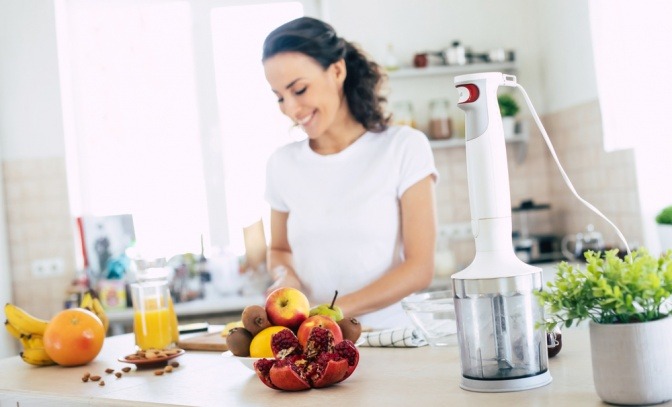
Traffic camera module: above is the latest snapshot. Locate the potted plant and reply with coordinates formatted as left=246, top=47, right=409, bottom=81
left=656, top=205, right=672, bottom=251
left=497, top=93, right=519, bottom=139
left=538, top=249, right=672, bottom=405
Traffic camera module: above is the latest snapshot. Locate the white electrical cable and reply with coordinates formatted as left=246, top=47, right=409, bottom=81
left=515, top=83, right=631, bottom=256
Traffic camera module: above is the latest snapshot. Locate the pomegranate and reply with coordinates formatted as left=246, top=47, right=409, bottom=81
left=253, top=327, right=359, bottom=391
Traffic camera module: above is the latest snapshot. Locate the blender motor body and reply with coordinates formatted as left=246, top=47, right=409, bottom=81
left=452, top=72, right=551, bottom=392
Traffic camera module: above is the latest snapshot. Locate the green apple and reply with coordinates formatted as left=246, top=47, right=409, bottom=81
left=309, top=290, right=344, bottom=322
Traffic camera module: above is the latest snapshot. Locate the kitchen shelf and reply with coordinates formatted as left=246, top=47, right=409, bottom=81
left=387, top=61, right=517, bottom=79
left=429, top=122, right=530, bottom=163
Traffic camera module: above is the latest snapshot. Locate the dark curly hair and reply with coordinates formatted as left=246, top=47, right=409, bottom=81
left=262, top=17, right=389, bottom=132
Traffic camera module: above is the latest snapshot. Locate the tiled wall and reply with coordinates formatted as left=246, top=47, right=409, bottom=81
left=542, top=100, right=642, bottom=250
left=434, top=99, right=642, bottom=268
left=3, top=157, right=76, bottom=319
left=1, top=99, right=643, bottom=316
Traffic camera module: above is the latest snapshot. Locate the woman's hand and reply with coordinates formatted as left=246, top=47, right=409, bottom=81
left=266, top=210, right=303, bottom=296
left=265, top=266, right=303, bottom=296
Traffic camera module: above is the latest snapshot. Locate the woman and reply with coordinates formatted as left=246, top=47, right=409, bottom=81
left=262, top=17, right=437, bottom=329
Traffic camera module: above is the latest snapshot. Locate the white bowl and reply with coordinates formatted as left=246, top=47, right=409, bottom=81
left=221, top=351, right=260, bottom=371
left=401, top=290, right=457, bottom=347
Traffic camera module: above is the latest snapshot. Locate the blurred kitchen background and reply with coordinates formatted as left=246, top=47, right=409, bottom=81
left=1, top=0, right=671, bottom=355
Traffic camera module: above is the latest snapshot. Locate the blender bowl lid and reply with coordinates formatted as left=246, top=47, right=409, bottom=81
left=453, top=272, right=543, bottom=297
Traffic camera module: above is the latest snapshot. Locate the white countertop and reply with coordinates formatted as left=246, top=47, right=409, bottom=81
left=0, top=326, right=647, bottom=407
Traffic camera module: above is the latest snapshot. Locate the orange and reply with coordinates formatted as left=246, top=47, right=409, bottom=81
left=43, top=308, right=105, bottom=366
left=249, top=326, right=286, bottom=358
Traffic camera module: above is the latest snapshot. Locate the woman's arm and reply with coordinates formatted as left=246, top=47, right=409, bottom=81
left=336, top=175, right=437, bottom=317
left=266, top=209, right=303, bottom=294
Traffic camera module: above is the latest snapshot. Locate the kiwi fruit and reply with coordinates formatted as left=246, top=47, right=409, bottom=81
left=226, top=327, right=254, bottom=356
left=338, top=317, right=362, bottom=342
left=241, top=304, right=272, bottom=336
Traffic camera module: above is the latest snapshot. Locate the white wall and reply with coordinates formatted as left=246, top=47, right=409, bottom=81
left=0, top=150, right=15, bottom=358
left=531, top=0, right=599, bottom=112
left=0, top=0, right=66, bottom=161
left=0, top=0, right=64, bottom=357
left=323, top=0, right=547, bottom=113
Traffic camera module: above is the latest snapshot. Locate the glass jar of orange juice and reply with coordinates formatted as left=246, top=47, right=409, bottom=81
left=130, top=262, right=178, bottom=350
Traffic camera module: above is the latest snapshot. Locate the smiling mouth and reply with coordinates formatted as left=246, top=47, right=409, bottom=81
left=296, top=111, right=315, bottom=126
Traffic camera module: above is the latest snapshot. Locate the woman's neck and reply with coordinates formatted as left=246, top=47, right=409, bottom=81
left=309, top=109, right=367, bottom=155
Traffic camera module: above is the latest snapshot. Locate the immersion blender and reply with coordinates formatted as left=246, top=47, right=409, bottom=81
left=451, top=72, right=552, bottom=392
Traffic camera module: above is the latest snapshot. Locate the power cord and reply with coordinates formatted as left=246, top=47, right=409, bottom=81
left=513, top=81, right=632, bottom=256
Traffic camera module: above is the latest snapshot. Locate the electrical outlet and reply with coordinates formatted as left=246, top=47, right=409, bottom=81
left=31, top=258, right=65, bottom=278
left=438, top=222, right=473, bottom=240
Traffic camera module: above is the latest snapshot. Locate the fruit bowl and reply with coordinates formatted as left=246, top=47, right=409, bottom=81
left=221, top=351, right=260, bottom=371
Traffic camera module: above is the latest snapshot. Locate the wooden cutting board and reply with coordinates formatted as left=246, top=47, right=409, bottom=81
left=178, top=332, right=228, bottom=352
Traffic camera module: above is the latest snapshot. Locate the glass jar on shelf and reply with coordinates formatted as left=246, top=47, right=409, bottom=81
left=391, top=101, right=416, bottom=128
left=428, top=98, right=453, bottom=139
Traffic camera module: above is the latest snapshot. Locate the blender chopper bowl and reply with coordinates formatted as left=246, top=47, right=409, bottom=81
left=452, top=72, right=551, bottom=392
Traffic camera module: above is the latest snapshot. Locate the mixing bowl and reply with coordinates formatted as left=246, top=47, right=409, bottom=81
left=401, top=290, right=457, bottom=346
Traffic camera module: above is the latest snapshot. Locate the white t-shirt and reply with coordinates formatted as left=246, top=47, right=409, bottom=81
left=264, top=125, right=438, bottom=329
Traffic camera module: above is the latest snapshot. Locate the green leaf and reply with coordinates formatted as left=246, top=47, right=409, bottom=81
left=535, top=248, right=672, bottom=328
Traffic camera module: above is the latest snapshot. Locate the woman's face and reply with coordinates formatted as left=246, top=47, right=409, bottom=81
left=264, top=52, right=346, bottom=140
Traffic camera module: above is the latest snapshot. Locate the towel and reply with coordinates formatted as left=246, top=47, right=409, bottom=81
left=359, top=328, right=427, bottom=348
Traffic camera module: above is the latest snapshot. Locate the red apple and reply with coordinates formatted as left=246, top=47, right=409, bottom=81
left=265, top=287, right=310, bottom=331
left=297, top=315, right=344, bottom=348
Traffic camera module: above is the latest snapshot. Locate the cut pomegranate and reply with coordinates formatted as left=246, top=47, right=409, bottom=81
left=271, top=328, right=303, bottom=359
left=309, top=353, right=348, bottom=388
left=253, top=358, right=278, bottom=390
left=335, top=339, right=360, bottom=380
left=304, top=326, right=335, bottom=359
left=253, top=327, right=360, bottom=391
left=269, top=360, right=310, bottom=391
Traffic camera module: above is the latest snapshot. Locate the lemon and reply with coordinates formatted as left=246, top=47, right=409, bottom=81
left=249, top=326, right=286, bottom=358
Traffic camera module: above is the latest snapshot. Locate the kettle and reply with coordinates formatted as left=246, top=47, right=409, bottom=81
left=561, top=224, right=604, bottom=261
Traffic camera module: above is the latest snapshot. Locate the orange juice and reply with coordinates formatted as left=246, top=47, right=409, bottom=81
left=168, top=297, right=179, bottom=343
left=133, top=305, right=173, bottom=350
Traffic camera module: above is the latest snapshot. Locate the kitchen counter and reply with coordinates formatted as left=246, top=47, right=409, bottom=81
left=0, top=326, right=647, bottom=407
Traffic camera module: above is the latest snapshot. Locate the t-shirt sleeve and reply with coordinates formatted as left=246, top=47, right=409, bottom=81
left=397, top=129, right=439, bottom=198
left=264, top=151, right=289, bottom=212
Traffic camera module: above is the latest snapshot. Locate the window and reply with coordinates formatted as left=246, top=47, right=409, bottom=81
left=589, top=0, right=671, bottom=151
left=56, top=0, right=309, bottom=260
left=211, top=2, right=305, bottom=255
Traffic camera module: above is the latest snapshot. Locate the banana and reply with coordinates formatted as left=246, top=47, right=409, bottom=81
left=24, top=334, right=45, bottom=349
left=20, top=347, right=56, bottom=366
left=4, top=303, right=49, bottom=336
left=80, top=291, right=94, bottom=310
left=90, top=294, right=110, bottom=334
left=6, top=319, right=31, bottom=349
left=5, top=319, right=22, bottom=339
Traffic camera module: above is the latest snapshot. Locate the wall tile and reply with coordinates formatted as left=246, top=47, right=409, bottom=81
left=433, top=99, right=643, bottom=265
left=2, top=158, right=77, bottom=319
